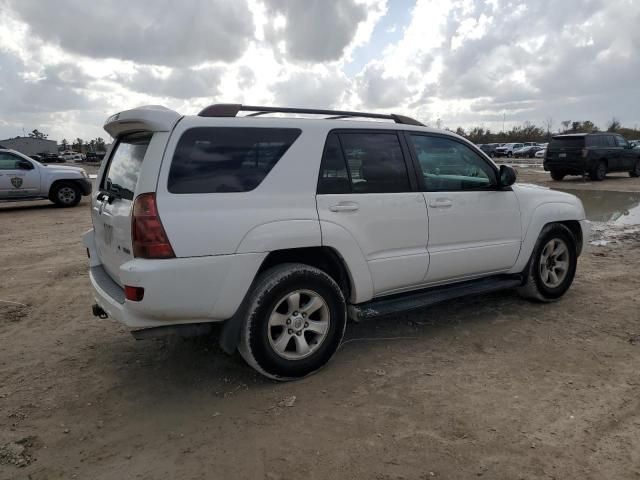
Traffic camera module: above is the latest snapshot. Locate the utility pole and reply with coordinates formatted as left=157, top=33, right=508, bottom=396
left=502, top=113, right=505, bottom=133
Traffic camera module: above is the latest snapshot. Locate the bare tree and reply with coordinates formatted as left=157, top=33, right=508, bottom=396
left=544, top=116, right=553, bottom=139
left=607, top=117, right=621, bottom=132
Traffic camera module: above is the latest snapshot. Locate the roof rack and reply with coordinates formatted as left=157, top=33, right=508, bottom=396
left=197, top=104, right=425, bottom=127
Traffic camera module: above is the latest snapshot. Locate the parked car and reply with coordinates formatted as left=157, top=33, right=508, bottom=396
left=39, top=152, right=64, bottom=163
left=544, top=133, right=640, bottom=181
left=84, top=104, right=589, bottom=380
left=478, top=143, right=500, bottom=157
left=60, top=151, right=84, bottom=162
left=513, top=145, right=543, bottom=158
left=494, top=143, right=524, bottom=157
left=0, top=149, right=92, bottom=206
left=535, top=148, right=546, bottom=159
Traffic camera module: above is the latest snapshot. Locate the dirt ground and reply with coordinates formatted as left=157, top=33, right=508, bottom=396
left=1, top=170, right=640, bottom=479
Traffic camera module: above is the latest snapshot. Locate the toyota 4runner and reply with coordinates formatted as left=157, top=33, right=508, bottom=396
left=84, top=104, right=589, bottom=380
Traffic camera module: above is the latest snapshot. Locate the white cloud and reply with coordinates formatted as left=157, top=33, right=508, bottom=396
left=0, top=0, right=638, bottom=140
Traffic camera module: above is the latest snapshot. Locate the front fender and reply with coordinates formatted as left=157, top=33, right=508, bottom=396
left=509, top=202, right=585, bottom=273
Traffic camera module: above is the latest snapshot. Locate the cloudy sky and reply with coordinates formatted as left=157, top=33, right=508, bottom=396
left=0, top=0, right=638, bottom=141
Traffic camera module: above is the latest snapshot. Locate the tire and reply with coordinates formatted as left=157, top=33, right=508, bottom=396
left=550, top=171, right=565, bottom=181
left=238, top=263, right=347, bottom=381
left=508, top=152, right=513, bottom=158
left=50, top=182, right=81, bottom=207
left=630, top=160, right=640, bottom=178
left=589, top=160, right=607, bottom=181
left=490, top=152, right=495, bottom=158
left=517, top=224, right=578, bottom=302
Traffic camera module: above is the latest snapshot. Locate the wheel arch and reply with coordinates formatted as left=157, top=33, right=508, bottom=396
left=509, top=202, right=585, bottom=274
left=48, top=178, right=82, bottom=197
left=257, top=246, right=353, bottom=301
left=219, top=247, right=353, bottom=356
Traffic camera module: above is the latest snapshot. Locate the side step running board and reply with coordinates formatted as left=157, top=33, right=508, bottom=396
left=350, top=275, right=523, bottom=321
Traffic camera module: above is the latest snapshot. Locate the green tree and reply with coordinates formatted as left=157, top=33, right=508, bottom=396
left=61, top=138, right=69, bottom=150
left=28, top=129, right=48, bottom=139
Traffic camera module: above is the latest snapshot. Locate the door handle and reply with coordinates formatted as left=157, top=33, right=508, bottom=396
left=429, top=198, right=453, bottom=208
left=329, top=202, right=359, bottom=212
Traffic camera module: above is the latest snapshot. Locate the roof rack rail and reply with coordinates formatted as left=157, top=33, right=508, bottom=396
left=197, top=104, right=425, bottom=127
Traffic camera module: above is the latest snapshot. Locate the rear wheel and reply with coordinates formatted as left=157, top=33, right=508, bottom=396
left=238, top=263, right=347, bottom=381
left=590, top=160, right=607, bottom=181
left=508, top=152, right=513, bottom=158
left=630, top=160, right=640, bottom=178
left=50, top=182, right=81, bottom=207
left=518, top=224, right=578, bottom=302
left=550, top=171, right=565, bottom=181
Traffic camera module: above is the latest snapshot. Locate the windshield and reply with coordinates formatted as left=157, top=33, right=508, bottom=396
left=101, top=132, right=151, bottom=200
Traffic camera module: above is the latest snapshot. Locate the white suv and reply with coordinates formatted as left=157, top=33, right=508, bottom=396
left=84, top=104, right=589, bottom=380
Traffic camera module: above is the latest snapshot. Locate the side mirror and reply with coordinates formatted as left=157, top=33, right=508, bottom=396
left=18, top=160, right=34, bottom=170
left=499, top=164, right=517, bottom=188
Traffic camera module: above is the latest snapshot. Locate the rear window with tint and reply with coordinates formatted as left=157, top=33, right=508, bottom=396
left=102, top=132, right=151, bottom=200
left=168, top=127, right=301, bottom=194
left=549, top=137, right=585, bottom=149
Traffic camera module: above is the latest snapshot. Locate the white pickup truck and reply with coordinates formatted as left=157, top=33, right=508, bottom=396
left=0, top=149, right=92, bottom=206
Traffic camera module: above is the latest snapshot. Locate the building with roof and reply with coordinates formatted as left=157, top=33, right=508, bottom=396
left=0, top=137, right=58, bottom=156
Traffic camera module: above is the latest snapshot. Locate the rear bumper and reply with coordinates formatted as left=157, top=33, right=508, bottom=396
left=543, top=158, right=588, bottom=173
left=83, top=229, right=266, bottom=329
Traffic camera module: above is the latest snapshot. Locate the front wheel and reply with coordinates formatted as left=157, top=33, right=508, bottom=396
left=50, top=182, right=81, bottom=207
left=630, top=160, right=640, bottom=178
left=518, top=224, right=578, bottom=302
left=238, top=263, right=347, bottom=381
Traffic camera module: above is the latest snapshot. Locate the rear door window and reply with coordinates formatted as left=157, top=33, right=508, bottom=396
left=317, top=134, right=350, bottom=194
left=168, top=127, right=301, bottom=194
left=338, top=132, right=411, bottom=193
left=102, top=133, right=151, bottom=200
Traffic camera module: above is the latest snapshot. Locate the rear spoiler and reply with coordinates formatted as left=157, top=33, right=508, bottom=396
left=104, top=105, right=182, bottom=138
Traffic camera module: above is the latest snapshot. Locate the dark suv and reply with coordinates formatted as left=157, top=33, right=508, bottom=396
left=544, top=133, right=640, bottom=181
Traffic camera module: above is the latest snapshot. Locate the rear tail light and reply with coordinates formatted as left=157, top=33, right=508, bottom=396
left=124, top=285, right=145, bottom=302
left=132, top=193, right=175, bottom=259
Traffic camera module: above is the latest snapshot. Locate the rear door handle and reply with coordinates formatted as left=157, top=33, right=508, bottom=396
left=429, top=198, right=453, bottom=208
left=329, top=202, right=359, bottom=212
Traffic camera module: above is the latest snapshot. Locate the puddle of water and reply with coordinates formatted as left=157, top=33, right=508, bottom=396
left=554, top=189, right=640, bottom=226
